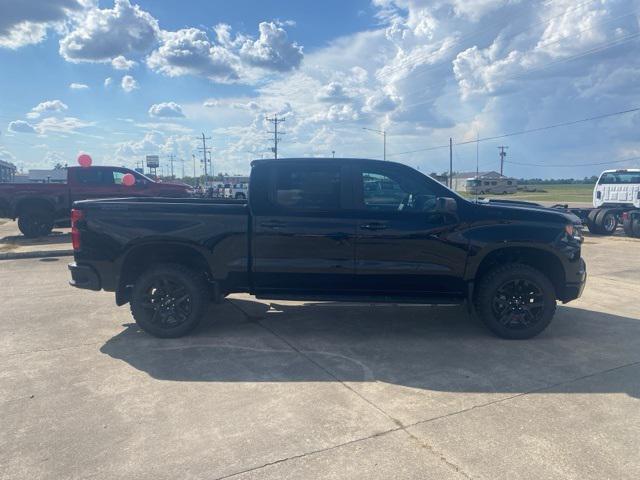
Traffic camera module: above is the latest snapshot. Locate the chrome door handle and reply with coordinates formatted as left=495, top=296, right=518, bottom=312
left=260, top=220, right=285, bottom=229
left=360, top=223, right=388, bottom=231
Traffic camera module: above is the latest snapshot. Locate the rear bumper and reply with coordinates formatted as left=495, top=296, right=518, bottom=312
left=560, top=257, right=587, bottom=303
left=68, top=262, right=101, bottom=291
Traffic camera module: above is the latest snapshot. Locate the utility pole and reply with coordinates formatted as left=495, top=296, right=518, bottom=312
left=332, top=150, right=335, bottom=159
left=192, top=154, right=197, bottom=180
left=449, top=137, right=453, bottom=189
left=198, top=133, right=212, bottom=185
left=498, top=146, right=509, bottom=176
left=363, top=127, right=387, bottom=161
left=168, top=153, right=175, bottom=178
left=266, top=115, right=285, bottom=159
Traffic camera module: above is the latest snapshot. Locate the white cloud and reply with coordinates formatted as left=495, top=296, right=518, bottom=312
left=59, top=0, right=159, bottom=62
left=70, top=82, right=89, bottom=89
left=26, top=99, right=69, bottom=119
left=147, top=28, right=240, bottom=82
left=121, top=75, right=138, bottom=92
left=0, top=0, right=84, bottom=49
left=104, top=77, right=113, bottom=87
left=148, top=102, right=185, bottom=118
left=111, top=55, right=137, bottom=70
left=316, top=82, right=352, bottom=103
left=35, top=116, right=95, bottom=134
left=8, top=120, right=37, bottom=134
left=0, top=146, right=15, bottom=163
left=239, top=21, right=303, bottom=72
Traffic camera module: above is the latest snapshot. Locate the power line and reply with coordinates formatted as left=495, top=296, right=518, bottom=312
left=387, top=106, right=640, bottom=157
left=505, top=156, right=640, bottom=168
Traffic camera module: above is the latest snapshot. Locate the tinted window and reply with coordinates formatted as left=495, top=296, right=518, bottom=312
left=274, top=165, right=341, bottom=210
left=113, top=171, right=125, bottom=185
left=75, top=169, right=108, bottom=185
left=599, top=172, right=640, bottom=184
left=361, top=168, right=437, bottom=212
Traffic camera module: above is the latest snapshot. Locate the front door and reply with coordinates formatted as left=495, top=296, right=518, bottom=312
left=252, top=162, right=357, bottom=294
left=353, top=163, right=468, bottom=298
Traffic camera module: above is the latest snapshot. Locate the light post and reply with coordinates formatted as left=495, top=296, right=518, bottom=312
left=362, top=127, right=386, bottom=161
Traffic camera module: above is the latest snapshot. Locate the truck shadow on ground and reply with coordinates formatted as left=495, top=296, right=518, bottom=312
left=0, top=230, right=71, bottom=246
left=100, top=299, right=640, bottom=398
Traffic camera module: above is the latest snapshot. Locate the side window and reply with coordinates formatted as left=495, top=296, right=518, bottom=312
left=483, top=181, right=490, bottom=186
left=507, top=181, right=512, bottom=185
left=360, top=168, right=437, bottom=212
left=273, top=165, right=341, bottom=210
left=75, top=169, right=103, bottom=185
left=491, top=181, right=497, bottom=186
left=112, top=171, right=125, bottom=185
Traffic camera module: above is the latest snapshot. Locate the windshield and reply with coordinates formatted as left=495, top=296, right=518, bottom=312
left=598, top=171, right=640, bottom=184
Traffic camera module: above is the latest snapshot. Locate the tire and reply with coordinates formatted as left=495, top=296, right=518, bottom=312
left=628, top=214, right=640, bottom=238
left=595, top=208, right=618, bottom=235
left=18, top=207, right=54, bottom=238
left=130, top=263, right=209, bottom=338
left=475, top=263, right=557, bottom=340
left=623, top=215, right=633, bottom=236
left=586, top=209, right=602, bottom=234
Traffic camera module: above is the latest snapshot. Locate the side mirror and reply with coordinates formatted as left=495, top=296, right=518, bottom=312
left=435, top=196, right=457, bottom=214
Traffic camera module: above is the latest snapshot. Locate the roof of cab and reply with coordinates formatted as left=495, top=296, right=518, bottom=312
left=250, top=157, right=395, bottom=167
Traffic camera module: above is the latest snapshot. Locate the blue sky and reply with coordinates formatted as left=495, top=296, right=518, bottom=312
left=1, top=0, right=639, bottom=178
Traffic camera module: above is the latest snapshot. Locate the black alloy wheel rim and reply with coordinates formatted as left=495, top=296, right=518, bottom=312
left=140, top=276, right=193, bottom=328
left=491, top=278, right=545, bottom=330
left=28, top=216, right=48, bottom=234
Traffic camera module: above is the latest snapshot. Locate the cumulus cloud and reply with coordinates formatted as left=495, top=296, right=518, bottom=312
left=70, top=82, right=89, bottom=89
left=147, top=28, right=240, bottom=82
left=0, top=0, right=84, bottom=49
left=26, top=100, right=69, bottom=119
left=148, top=102, right=185, bottom=118
left=316, top=82, right=352, bottom=103
left=364, top=91, right=401, bottom=112
left=111, top=55, right=137, bottom=70
left=8, top=120, right=37, bottom=134
left=121, top=75, right=138, bottom=92
left=35, top=116, right=95, bottom=134
left=239, top=21, right=303, bottom=72
left=147, top=21, right=303, bottom=83
left=104, top=77, right=113, bottom=87
left=59, top=0, right=159, bottom=62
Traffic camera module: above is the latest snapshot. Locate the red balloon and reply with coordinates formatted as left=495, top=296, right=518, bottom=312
left=122, top=173, right=136, bottom=186
left=77, top=154, right=92, bottom=167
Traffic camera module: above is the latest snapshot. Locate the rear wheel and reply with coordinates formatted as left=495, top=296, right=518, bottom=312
left=475, top=263, right=556, bottom=339
left=595, top=208, right=618, bottom=235
left=586, top=209, right=602, bottom=234
left=130, top=264, right=209, bottom=338
left=624, top=213, right=640, bottom=238
left=18, top=207, right=54, bottom=238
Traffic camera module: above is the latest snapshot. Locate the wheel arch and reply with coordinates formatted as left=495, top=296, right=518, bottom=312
left=116, top=241, right=217, bottom=306
left=469, top=246, right=566, bottom=299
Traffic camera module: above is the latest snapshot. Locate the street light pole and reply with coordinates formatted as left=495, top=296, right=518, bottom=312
left=363, top=127, right=387, bottom=161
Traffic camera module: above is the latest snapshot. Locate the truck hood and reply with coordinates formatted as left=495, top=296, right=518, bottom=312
left=470, top=198, right=581, bottom=225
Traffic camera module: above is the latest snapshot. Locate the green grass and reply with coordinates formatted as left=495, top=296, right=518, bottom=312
left=461, top=184, right=594, bottom=204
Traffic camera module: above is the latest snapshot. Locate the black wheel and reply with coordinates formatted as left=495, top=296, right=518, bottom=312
left=130, top=264, right=209, bottom=338
left=627, top=214, right=640, bottom=238
left=595, top=209, right=618, bottom=235
left=18, top=207, right=54, bottom=238
left=475, top=263, right=556, bottom=340
left=623, top=215, right=633, bottom=236
left=586, top=209, right=602, bottom=234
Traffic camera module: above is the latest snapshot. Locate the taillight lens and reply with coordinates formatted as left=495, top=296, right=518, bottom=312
left=71, top=209, right=84, bottom=250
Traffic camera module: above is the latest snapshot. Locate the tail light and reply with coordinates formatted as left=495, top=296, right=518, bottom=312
left=596, top=191, right=602, bottom=199
left=71, top=209, right=84, bottom=250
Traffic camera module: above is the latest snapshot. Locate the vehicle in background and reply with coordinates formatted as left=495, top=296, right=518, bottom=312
left=551, top=169, right=640, bottom=237
left=0, top=166, right=192, bottom=238
left=230, top=183, right=249, bottom=199
left=69, top=157, right=586, bottom=341
left=466, top=177, right=518, bottom=195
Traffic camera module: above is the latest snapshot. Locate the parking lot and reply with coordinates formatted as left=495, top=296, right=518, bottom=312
left=1, top=229, right=639, bottom=479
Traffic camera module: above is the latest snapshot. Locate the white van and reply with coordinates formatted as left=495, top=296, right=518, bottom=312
left=466, top=177, right=518, bottom=195
left=593, top=169, right=640, bottom=208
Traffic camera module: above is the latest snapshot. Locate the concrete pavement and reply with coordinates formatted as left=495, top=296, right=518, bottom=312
left=1, top=234, right=639, bottom=479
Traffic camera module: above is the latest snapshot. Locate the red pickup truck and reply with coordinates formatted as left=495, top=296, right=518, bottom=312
left=0, top=166, right=192, bottom=237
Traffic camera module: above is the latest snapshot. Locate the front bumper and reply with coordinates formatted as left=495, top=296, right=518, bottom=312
left=560, top=257, right=587, bottom=303
left=68, top=262, right=101, bottom=291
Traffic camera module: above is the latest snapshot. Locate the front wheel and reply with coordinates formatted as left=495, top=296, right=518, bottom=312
left=475, top=263, right=556, bottom=339
left=130, top=264, right=209, bottom=338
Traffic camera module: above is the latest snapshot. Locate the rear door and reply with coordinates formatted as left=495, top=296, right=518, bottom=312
left=251, top=161, right=356, bottom=294
left=353, top=163, right=468, bottom=298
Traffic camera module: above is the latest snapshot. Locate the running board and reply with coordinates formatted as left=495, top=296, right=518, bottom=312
left=254, top=293, right=465, bottom=306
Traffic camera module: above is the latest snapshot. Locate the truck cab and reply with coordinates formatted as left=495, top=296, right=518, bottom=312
left=593, top=169, right=640, bottom=209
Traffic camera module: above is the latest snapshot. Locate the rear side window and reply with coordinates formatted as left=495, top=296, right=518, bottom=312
left=599, top=172, right=640, bottom=184
left=273, top=165, right=341, bottom=210
left=75, top=169, right=122, bottom=185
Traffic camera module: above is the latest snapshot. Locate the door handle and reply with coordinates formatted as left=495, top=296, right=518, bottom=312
left=360, top=222, right=388, bottom=231
left=260, top=220, right=285, bottom=229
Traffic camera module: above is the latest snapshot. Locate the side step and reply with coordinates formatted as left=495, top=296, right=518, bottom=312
left=254, top=293, right=465, bottom=306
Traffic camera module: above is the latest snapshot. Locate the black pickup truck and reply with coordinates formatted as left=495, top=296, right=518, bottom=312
left=69, top=158, right=586, bottom=340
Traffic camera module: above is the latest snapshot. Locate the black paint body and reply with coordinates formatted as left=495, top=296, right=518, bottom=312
left=69, top=158, right=586, bottom=305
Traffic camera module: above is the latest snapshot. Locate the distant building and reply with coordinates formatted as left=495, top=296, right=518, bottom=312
left=0, top=159, right=17, bottom=183
left=26, top=169, right=67, bottom=183
left=451, top=171, right=504, bottom=192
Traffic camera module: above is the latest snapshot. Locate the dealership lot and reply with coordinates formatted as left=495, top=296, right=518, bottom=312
left=1, top=233, right=639, bottom=479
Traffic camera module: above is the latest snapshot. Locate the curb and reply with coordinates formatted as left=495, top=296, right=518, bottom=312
left=0, top=249, right=74, bottom=261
